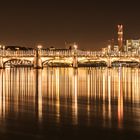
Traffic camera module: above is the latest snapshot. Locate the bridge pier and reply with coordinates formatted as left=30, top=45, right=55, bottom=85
left=107, top=58, right=112, bottom=68
left=0, top=57, right=4, bottom=69
left=73, top=56, right=78, bottom=68
left=72, top=44, right=78, bottom=68
left=34, top=49, right=43, bottom=69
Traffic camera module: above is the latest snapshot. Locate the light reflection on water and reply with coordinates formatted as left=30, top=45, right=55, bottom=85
left=0, top=67, right=140, bottom=132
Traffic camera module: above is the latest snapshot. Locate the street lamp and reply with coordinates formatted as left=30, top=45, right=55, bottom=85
left=37, top=45, right=43, bottom=56
left=37, top=45, right=43, bottom=50
left=3, top=45, right=5, bottom=50
left=73, top=44, right=78, bottom=50
left=3, top=45, right=5, bottom=56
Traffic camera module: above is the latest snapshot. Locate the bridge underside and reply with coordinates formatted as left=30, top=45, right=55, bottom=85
left=1, top=57, right=140, bottom=68
left=43, top=59, right=72, bottom=67
left=78, top=60, right=107, bottom=67
left=4, top=59, right=33, bottom=68
left=112, top=61, right=139, bottom=67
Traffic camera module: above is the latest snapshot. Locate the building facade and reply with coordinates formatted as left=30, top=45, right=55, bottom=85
left=126, top=39, right=140, bottom=53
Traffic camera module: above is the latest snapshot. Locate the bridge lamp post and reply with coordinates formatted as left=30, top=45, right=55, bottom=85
left=16, top=48, right=19, bottom=57
left=37, top=45, right=42, bottom=50
left=3, top=45, right=5, bottom=56
left=73, top=44, right=78, bottom=55
left=37, top=45, right=43, bottom=55
left=56, top=52, right=59, bottom=57
left=0, top=45, right=2, bottom=56
left=73, top=44, right=78, bottom=68
left=118, top=51, right=120, bottom=57
left=73, top=44, right=78, bottom=50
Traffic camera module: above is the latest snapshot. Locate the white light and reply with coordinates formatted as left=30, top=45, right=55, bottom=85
left=74, top=44, right=78, bottom=50
left=37, top=45, right=43, bottom=49
left=108, top=45, right=111, bottom=48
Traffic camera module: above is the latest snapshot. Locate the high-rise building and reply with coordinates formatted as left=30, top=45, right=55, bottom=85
left=118, top=25, right=123, bottom=51
left=126, top=39, right=140, bottom=53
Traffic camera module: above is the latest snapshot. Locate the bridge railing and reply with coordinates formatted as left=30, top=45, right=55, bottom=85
left=40, top=50, right=105, bottom=57
left=40, top=50, right=74, bottom=57
left=0, top=50, right=35, bottom=57
left=109, top=51, right=140, bottom=57
left=98, top=51, right=140, bottom=57
left=0, top=49, right=140, bottom=58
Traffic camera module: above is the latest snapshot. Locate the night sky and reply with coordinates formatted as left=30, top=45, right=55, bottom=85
left=0, top=0, right=140, bottom=50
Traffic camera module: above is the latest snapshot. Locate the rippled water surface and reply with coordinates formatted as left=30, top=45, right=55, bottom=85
left=0, top=67, right=140, bottom=139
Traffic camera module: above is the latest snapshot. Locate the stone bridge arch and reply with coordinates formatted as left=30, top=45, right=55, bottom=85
left=111, top=57, right=140, bottom=63
left=78, top=57, right=108, bottom=66
left=42, top=58, right=55, bottom=66
left=3, top=58, right=33, bottom=68
left=110, top=57, right=140, bottom=67
left=42, top=57, right=73, bottom=67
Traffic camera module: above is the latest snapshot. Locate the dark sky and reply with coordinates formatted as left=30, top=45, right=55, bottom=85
left=0, top=0, right=140, bottom=50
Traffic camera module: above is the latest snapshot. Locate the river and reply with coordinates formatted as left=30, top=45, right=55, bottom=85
left=0, top=67, right=140, bottom=139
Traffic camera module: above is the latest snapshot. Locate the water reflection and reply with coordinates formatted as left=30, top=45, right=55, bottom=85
left=72, top=69, right=78, bottom=125
left=118, top=68, right=123, bottom=129
left=0, top=68, right=140, bottom=132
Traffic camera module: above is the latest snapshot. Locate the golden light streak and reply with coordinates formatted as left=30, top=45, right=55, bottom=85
left=38, top=70, right=42, bottom=122
left=56, top=68, right=60, bottom=123
left=72, top=69, right=78, bottom=125
left=118, top=68, right=123, bottom=129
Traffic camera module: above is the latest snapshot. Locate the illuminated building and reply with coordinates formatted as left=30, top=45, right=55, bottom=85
left=123, top=45, right=127, bottom=52
left=107, top=45, right=111, bottom=54
left=102, top=46, right=111, bottom=55
left=126, top=39, right=140, bottom=53
left=118, top=25, right=123, bottom=51
left=114, top=45, right=119, bottom=52
left=102, top=47, right=108, bottom=55
left=108, top=39, right=115, bottom=51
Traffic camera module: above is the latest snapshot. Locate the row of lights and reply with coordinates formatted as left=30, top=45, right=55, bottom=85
left=37, top=44, right=78, bottom=50
left=0, top=44, right=78, bottom=51
left=0, top=45, right=5, bottom=50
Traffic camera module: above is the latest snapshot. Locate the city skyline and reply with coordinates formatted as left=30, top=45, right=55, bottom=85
left=0, top=0, right=140, bottom=49
left=0, top=1, right=140, bottom=139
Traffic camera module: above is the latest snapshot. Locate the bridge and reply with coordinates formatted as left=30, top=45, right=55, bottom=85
left=0, top=46, right=140, bottom=68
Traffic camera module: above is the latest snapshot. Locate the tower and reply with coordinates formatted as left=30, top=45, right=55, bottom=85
left=118, top=25, right=123, bottom=51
